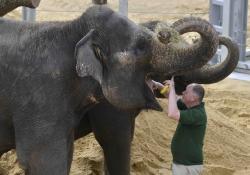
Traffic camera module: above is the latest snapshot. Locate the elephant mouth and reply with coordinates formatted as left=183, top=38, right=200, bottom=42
left=145, top=78, right=155, bottom=93
left=145, top=79, right=163, bottom=111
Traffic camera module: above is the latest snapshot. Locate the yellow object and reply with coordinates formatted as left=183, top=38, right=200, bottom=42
left=160, top=86, right=169, bottom=94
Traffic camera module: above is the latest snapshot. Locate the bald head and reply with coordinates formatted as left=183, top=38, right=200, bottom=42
left=190, top=83, right=205, bottom=103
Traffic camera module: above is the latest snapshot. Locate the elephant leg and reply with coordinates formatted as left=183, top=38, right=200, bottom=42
left=104, top=161, right=110, bottom=175
left=0, top=115, right=15, bottom=156
left=74, top=113, right=92, bottom=140
left=14, top=124, right=74, bottom=175
left=88, top=101, right=138, bottom=175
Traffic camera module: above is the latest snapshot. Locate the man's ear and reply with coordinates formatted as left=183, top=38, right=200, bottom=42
left=75, top=29, right=103, bottom=84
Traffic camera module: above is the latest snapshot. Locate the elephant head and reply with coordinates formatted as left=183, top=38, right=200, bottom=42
left=74, top=6, right=219, bottom=111
left=143, top=20, right=239, bottom=95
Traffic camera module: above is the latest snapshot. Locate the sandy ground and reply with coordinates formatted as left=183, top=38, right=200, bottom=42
left=1, top=0, right=250, bottom=175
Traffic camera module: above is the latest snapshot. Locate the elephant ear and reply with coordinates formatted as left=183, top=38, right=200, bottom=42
left=75, top=29, right=103, bottom=84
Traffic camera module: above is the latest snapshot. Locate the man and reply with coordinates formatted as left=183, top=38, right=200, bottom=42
left=151, top=77, right=207, bottom=175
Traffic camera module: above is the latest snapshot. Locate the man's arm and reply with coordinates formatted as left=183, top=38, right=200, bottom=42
left=167, top=77, right=180, bottom=121
left=150, top=78, right=180, bottom=120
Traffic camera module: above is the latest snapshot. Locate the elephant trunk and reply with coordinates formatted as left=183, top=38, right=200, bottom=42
left=150, top=17, right=219, bottom=75
left=179, top=36, right=239, bottom=84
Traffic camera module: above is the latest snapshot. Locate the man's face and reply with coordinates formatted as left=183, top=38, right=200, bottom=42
left=182, top=84, right=198, bottom=105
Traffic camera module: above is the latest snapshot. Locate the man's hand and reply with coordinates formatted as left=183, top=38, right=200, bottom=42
left=163, top=76, right=175, bottom=88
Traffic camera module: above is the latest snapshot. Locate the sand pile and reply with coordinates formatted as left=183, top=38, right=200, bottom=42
left=1, top=0, right=250, bottom=174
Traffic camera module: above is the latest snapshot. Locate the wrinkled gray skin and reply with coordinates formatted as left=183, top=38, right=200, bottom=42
left=0, top=5, right=220, bottom=175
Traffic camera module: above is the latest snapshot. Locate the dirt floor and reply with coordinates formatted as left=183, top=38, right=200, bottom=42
left=1, top=0, right=250, bottom=175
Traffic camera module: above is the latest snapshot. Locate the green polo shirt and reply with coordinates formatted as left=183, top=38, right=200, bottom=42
left=171, top=99, right=207, bottom=165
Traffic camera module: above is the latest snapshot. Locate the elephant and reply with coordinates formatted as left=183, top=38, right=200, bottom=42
left=73, top=19, right=239, bottom=175
left=0, top=4, right=220, bottom=175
